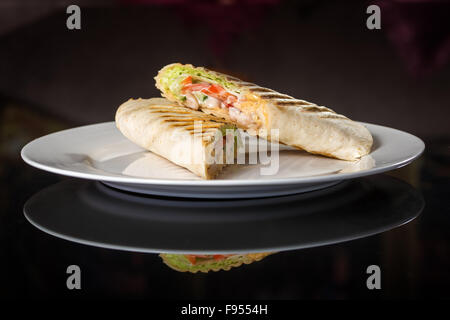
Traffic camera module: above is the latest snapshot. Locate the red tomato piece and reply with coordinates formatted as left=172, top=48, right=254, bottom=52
left=180, top=76, right=192, bottom=86
left=181, top=83, right=209, bottom=93
left=207, top=84, right=224, bottom=94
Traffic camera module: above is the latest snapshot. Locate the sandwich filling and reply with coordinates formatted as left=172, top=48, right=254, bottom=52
left=179, top=76, right=258, bottom=129
left=157, top=65, right=263, bottom=130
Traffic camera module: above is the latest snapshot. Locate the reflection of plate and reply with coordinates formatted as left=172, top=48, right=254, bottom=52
left=23, top=175, right=424, bottom=254
left=21, top=122, right=424, bottom=198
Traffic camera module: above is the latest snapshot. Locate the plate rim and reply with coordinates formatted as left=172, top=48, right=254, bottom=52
left=21, top=121, right=425, bottom=186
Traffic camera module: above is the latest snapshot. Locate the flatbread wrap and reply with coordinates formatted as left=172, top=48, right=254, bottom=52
left=155, top=63, right=373, bottom=161
left=115, top=98, right=240, bottom=179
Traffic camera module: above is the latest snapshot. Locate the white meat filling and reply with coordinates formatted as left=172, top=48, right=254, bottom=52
left=203, top=95, right=221, bottom=109
left=183, top=93, right=255, bottom=128
left=184, top=92, right=199, bottom=110
left=228, top=107, right=254, bottom=127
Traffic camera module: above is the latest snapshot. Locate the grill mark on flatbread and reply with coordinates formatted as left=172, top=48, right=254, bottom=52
left=163, top=122, right=227, bottom=143
left=162, top=120, right=223, bottom=127
left=183, top=128, right=218, bottom=133
left=123, top=99, right=235, bottom=143
left=236, top=81, right=257, bottom=88
left=271, top=100, right=313, bottom=107
left=165, top=122, right=221, bottom=128
left=150, top=109, right=195, bottom=115
left=157, top=114, right=213, bottom=120
left=248, top=87, right=274, bottom=93
left=148, top=107, right=224, bottom=118
left=225, top=75, right=241, bottom=82
left=177, top=124, right=225, bottom=131
left=156, top=115, right=223, bottom=123
left=157, top=115, right=230, bottom=139
left=159, top=117, right=223, bottom=124
left=316, top=113, right=348, bottom=120
left=301, top=105, right=329, bottom=111
left=149, top=111, right=228, bottom=124
left=173, top=126, right=221, bottom=134
left=157, top=113, right=212, bottom=118
left=257, top=93, right=293, bottom=99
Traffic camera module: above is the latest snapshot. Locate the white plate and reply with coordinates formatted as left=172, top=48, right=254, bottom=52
left=21, top=122, right=424, bottom=198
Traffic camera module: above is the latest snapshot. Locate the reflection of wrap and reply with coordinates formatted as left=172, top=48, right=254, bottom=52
left=159, top=253, right=273, bottom=273
left=115, top=98, right=238, bottom=179
left=156, top=63, right=373, bottom=161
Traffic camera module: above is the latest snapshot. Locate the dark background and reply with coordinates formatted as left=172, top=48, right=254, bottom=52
left=0, top=0, right=449, bottom=299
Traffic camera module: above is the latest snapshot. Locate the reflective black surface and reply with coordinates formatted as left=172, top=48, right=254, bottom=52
left=24, top=175, right=423, bottom=254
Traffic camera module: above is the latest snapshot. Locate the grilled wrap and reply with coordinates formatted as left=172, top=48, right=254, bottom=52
left=155, top=63, right=373, bottom=161
left=115, top=98, right=240, bottom=179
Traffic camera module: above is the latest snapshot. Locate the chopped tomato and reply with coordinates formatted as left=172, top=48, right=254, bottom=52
left=202, top=85, right=226, bottom=98
left=205, top=86, right=236, bottom=106
left=180, top=76, right=192, bottom=86
left=181, top=83, right=210, bottom=93
left=206, top=84, right=223, bottom=94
